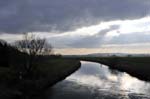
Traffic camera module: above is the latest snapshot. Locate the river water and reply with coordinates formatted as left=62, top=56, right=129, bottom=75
left=45, top=61, right=150, bottom=99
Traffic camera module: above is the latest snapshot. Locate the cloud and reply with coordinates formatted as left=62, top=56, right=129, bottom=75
left=45, top=17, right=150, bottom=48
left=68, top=25, right=120, bottom=48
left=68, top=32, right=150, bottom=48
left=0, top=0, right=150, bottom=34
left=105, top=32, right=150, bottom=45
left=1, top=16, right=150, bottom=49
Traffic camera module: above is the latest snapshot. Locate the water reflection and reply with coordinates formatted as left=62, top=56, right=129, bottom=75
left=46, top=61, right=150, bottom=99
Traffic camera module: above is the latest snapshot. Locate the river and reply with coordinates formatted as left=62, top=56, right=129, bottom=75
left=45, top=61, right=150, bottom=99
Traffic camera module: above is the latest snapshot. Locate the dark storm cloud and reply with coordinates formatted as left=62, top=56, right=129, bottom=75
left=0, top=0, right=150, bottom=34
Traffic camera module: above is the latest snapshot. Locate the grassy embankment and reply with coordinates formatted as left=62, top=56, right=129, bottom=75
left=74, top=56, right=150, bottom=81
left=0, top=57, right=81, bottom=98
left=0, top=40, right=81, bottom=98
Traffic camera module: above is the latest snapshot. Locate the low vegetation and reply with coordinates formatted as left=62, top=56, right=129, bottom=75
left=0, top=35, right=81, bottom=98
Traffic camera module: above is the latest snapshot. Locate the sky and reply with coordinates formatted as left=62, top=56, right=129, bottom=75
left=0, top=0, right=150, bottom=55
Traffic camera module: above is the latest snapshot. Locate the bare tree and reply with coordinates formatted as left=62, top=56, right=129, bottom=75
left=15, top=33, right=53, bottom=72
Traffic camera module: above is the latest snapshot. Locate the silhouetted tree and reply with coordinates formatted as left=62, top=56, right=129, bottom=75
left=15, top=33, right=53, bottom=72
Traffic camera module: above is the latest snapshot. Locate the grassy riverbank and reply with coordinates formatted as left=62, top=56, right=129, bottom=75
left=0, top=40, right=81, bottom=98
left=73, top=56, right=150, bottom=81
left=0, top=57, right=81, bottom=98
